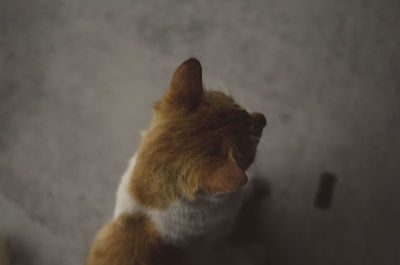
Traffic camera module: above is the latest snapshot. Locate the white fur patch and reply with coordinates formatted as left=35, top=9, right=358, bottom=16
left=113, top=154, right=140, bottom=219
left=148, top=191, right=244, bottom=246
left=113, top=152, right=246, bottom=247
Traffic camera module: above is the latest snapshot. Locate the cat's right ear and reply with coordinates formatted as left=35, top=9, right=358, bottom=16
left=160, top=58, right=204, bottom=111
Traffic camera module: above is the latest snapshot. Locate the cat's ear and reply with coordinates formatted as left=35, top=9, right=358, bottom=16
left=161, top=58, right=204, bottom=111
left=205, top=151, right=248, bottom=194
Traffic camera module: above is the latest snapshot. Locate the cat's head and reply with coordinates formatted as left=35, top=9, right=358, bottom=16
left=131, top=58, right=266, bottom=208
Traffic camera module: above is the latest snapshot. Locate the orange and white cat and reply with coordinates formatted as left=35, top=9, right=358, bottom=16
left=86, top=58, right=267, bottom=265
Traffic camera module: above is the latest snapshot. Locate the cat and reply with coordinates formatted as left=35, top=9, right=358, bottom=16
left=86, top=58, right=267, bottom=265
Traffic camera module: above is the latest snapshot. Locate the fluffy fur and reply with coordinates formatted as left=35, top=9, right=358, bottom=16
left=86, top=58, right=266, bottom=265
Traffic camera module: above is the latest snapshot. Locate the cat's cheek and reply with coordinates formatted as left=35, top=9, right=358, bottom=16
left=204, top=167, right=248, bottom=194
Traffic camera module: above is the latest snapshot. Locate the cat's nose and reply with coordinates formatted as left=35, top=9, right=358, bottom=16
left=251, top=112, right=267, bottom=129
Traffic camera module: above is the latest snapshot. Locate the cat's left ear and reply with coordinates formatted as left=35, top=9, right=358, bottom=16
left=204, top=151, right=248, bottom=194
left=161, top=58, right=204, bottom=111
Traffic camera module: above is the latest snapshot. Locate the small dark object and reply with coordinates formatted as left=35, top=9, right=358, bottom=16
left=314, top=172, right=337, bottom=209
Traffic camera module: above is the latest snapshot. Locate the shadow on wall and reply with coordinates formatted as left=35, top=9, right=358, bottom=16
left=231, top=171, right=338, bottom=265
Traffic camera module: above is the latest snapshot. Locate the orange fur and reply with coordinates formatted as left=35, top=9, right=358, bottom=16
left=87, top=58, right=266, bottom=265
left=205, top=150, right=248, bottom=194
left=86, top=213, right=159, bottom=265
left=131, top=60, right=266, bottom=207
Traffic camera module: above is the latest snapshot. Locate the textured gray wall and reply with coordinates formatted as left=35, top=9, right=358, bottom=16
left=1, top=0, right=399, bottom=264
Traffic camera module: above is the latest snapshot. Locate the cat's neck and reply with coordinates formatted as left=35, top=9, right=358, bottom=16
left=114, top=154, right=244, bottom=246
left=148, top=191, right=243, bottom=246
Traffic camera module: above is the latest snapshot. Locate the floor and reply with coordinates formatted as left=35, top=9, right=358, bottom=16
left=1, top=0, right=400, bottom=264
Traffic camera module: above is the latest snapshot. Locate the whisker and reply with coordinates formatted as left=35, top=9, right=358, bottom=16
left=218, top=79, right=231, bottom=95
left=234, top=151, right=245, bottom=158
left=236, top=87, right=245, bottom=106
left=233, top=151, right=248, bottom=168
left=250, top=135, right=268, bottom=146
